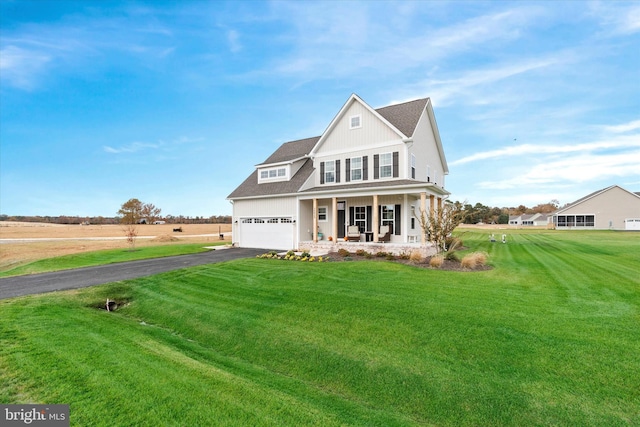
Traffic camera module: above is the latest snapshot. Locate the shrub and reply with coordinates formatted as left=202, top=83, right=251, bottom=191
left=385, top=253, right=396, bottom=261
left=364, top=252, right=373, bottom=259
left=445, top=236, right=463, bottom=251
left=409, top=251, right=424, bottom=263
left=301, top=252, right=311, bottom=258
left=376, top=251, right=388, bottom=258
left=444, top=250, right=459, bottom=261
left=286, top=250, right=295, bottom=257
left=337, top=248, right=350, bottom=257
left=355, top=249, right=368, bottom=257
left=461, top=251, right=488, bottom=269
left=461, top=254, right=477, bottom=269
left=429, top=255, right=444, bottom=268
left=398, top=252, right=411, bottom=260
left=344, top=256, right=353, bottom=261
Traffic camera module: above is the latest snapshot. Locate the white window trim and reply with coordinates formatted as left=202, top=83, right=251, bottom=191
left=325, top=160, right=336, bottom=183
left=411, top=154, right=416, bottom=179
left=349, top=114, right=362, bottom=129
left=318, top=206, right=328, bottom=222
left=380, top=152, right=392, bottom=178
left=351, top=156, right=363, bottom=181
left=258, top=166, right=289, bottom=183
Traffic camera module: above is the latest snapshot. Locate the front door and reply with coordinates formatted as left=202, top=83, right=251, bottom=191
left=337, top=201, right=346, bottom=238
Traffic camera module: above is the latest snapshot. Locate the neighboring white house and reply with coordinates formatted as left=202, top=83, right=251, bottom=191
left=551, top=185, right=640, bottom=230
left=509, top=213, right=551, bottom=226
left=227, top=94, right=450, bottom=250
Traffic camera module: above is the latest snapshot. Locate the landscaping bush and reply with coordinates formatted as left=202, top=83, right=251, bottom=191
left=461, top=251, right=488, bottom=269
left=355, top=249, right=369, bottom=257
left=409, top=251, right=424, bottom=263
left=429, top=254, right=444, bottom=268
left=338, top=248, right=350, bottom=257
left=375, top=251, right=388, bottom=258
left=385, top=253, right=396, bottom=261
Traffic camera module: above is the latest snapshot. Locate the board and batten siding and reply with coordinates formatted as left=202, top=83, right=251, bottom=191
left=233, top=197, right=297, bottom=218
left=409, top=108, right=446, bottom=185
left=319, top=101, right=402, bottom=153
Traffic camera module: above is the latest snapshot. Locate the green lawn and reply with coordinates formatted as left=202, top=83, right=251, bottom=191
left=1, top=230, right=639, bottom=426
left=0, top=243, right=219, bottom=277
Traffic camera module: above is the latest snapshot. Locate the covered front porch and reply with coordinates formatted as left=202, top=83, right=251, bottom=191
left=298, top=187, right=446, bottom=248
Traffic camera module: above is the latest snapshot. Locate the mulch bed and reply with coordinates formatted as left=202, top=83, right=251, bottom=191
left=326, top=251, right=492, bottom=272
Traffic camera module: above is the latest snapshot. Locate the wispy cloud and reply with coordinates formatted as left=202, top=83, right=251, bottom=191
left=476, top=149, right=640, bottom=190
left=0, top=45, right=52, bottom=90
left=103, top=141, right=160, bottom=154
left=451, top=134, right=640, bottom=166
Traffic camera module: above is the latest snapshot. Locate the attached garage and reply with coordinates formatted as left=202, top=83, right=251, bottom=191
left=237, top=217, right=295, bottom=250
left=625, top=219, right=640, bottom=231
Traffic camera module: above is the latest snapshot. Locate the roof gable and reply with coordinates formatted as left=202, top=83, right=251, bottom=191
left=555, top=185, right=640, bottom=214
left=310, top=94, right=423, bottom=156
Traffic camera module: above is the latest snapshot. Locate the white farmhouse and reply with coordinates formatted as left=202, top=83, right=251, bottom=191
left=227, top=94, right=450, bottom=250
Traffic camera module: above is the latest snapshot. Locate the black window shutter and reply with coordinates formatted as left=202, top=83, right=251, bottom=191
left=345, top=158, right=351, bottom=182
left=393, top=152, right=399, bottom=178
left=395, top=204, right=401, bottom=235
left=320, top=162, right=325, bottom=184
left=336, top=160, right=341, bottom=183
left=349, top=206, right=354, bottom=225
left=374, top=154, right=379, bottom=179
left=366, top=206, right=372, bottom=232
left=363, top=156, right=368, bottom=180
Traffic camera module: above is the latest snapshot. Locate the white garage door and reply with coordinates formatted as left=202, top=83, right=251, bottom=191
left=239, top=217, right=295, bottom=250
left=625, top=219, right=640, bottom=230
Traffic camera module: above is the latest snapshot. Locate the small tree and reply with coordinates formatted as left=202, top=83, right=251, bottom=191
left=415, top=200, right=465, bottom=253
left=141, top=203, right=161, bottom=224
left=117, top=198, right=143, bottom=224
left=118, top=198, right=143, bottom=251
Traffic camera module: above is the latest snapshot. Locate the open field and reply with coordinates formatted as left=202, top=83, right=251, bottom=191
left=1, top=229, right=639, bottom=426
left=0, top=222, right=232, bottom=272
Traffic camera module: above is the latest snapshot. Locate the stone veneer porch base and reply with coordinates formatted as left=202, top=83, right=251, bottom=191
left=298, top=240, right=437, bottom=258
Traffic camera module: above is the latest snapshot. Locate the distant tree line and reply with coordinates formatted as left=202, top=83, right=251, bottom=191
left=0, top=214, right=231, bottom=225
left=455, top=199, right=560, bottom=224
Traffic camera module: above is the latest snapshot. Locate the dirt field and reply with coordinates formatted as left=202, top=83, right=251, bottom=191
left=0, top=222, right=232, bottom=271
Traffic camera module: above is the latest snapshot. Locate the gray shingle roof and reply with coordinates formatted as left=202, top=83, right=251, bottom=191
left=228, top=158, right=314, bottom=199
left=376, top=98, right=428, bottom=138
left=258, top=136, right=319, bottom=165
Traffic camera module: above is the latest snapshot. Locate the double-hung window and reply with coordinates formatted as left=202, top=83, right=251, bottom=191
left=351, top=157, right=362, bottom=181
left=354, top=206, right=366, bottom=232
left=318, top=206, right=328, bottom=222
left=411, top=154, right=416, bottom=179
left=381, top=205, right=395, bottom=233
left=380, top=153, right=392, bottom=178
left=324, top=161, right=335, bottom=183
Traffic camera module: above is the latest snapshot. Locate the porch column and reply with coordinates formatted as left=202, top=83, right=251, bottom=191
left=437, top=197, right=442, bottom=212
left=429, top=195, right=435, bottom=217
left=332, top=197, right=338, bottom=244
left=373, top=194, right=379, bottom=241
left=313, top=198, right=318, bottom=243
left=420, top=192, right=427, bottom=245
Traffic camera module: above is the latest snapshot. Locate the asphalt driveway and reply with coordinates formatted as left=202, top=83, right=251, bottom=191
left=0, top=247, right=266, bottom=300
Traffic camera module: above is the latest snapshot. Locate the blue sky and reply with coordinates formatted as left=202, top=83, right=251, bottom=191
left=1, top=0, right=639, bottom=217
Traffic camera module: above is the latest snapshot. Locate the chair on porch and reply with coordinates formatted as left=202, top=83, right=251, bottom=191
left=378, top=225, right=391, bottom=243
left=347, top=226, right=361, bottom=242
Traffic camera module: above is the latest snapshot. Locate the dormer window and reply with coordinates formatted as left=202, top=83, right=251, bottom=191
left=259, top=166, right=288, bottom=183
left=349, top=114, right=362, bottom=129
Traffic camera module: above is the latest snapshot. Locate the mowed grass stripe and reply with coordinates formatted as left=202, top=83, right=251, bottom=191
left=1, top=230, right=639, bottom=425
